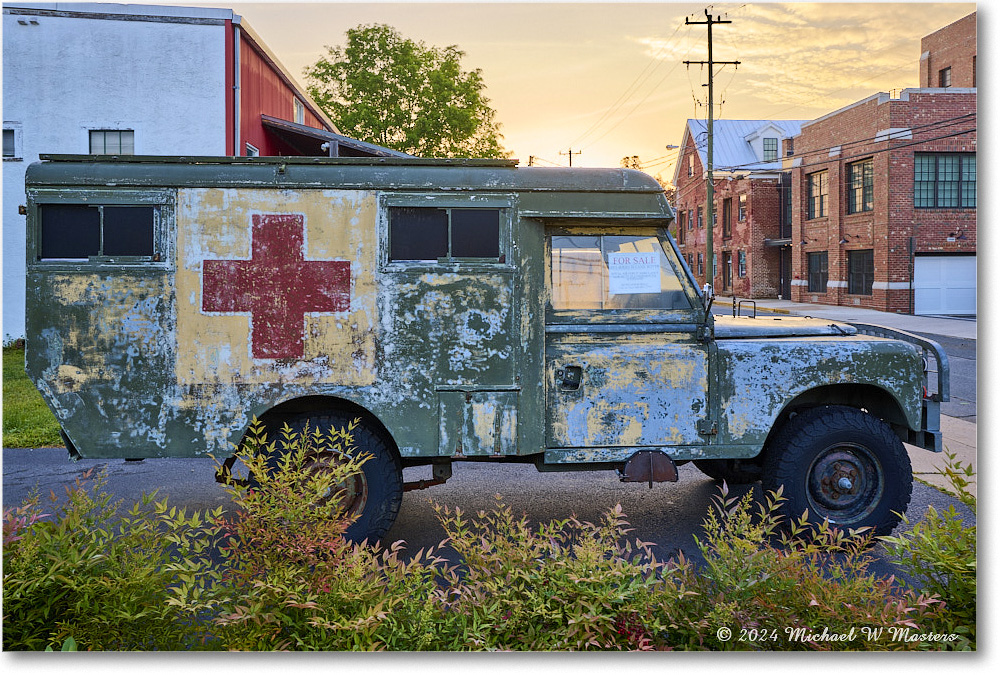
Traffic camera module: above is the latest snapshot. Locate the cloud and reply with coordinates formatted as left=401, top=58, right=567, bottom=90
left=633, top=3, right=974, bottom=114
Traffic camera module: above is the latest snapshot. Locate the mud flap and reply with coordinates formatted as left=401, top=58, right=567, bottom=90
left=620, top=450, right=678, bottom=488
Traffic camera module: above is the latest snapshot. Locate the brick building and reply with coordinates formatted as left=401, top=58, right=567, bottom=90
left=672, top=12, right=976, bottom=315
left=920, top=12, right=976, bottom=88
left=672, top=119, right=805, bottom=299
left=789, top=13, right=976, bottom=315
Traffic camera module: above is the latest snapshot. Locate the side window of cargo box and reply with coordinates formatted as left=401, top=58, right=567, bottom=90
left=35, top=203, right=162, bottom=263
left=387, top=206, right=504, bottom=263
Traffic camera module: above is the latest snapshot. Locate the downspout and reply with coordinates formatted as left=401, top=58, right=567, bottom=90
left=233, top=17, right=242, bottom=157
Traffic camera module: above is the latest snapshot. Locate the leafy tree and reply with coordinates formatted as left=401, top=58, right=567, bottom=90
left=305, top=24, right=509, bottom=159
left=620, top=155, right=676, bottom=203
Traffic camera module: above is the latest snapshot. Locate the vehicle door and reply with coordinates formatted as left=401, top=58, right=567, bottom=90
left=544, top=226, right=711, bottom=459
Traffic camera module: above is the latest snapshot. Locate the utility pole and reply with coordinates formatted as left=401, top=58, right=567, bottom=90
left=559, top=148, right=582, bottom=167
left=684, top=9, right=739, bottom=296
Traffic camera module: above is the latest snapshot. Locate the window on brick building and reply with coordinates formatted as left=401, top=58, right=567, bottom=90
left=687, top=209, right=694, bottom=230
left=738, top=194, right=747, bottom=221
left=738, top=250, right=746, bottom=278
left=687, top=154, right=694, bottom=177
left=807, top=171, right=828, bottom=219
left=697, top=252, right=704, bottom=275
left=697, top=206, right=703, bottom=228
left=915, top=153, right=976, bottom=208
left=939, top=67, right=952, bottom=88
left=848, top=249, right=874, bottom=295
left=678, top=211, right=686, bottom=244
left=847, top=159, right=874, bottom=214
left=763, top=137, right=778, bottom=162
left=722, top=198, right=732, bottom=239
left=807, top=252, right=828, bottom=293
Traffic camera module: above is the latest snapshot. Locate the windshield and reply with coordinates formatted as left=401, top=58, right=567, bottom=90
left=549, top=234, right=692, bottom=311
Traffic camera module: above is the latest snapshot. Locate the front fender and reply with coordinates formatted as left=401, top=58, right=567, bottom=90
left=716, top=336, right=924, bottom=448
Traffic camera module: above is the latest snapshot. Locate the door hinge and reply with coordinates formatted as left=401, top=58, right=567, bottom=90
left=697, top=419, right=718, bottom=435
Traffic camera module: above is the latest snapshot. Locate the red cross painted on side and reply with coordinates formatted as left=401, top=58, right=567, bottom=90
left=202, top=213, right=351, bottom=360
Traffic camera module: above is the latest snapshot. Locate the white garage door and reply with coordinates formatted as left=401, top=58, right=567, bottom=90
left=914, top=255, right=976, bottom=316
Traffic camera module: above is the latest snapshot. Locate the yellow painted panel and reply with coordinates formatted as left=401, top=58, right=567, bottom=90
left=175, top=188, right=377, bottom=386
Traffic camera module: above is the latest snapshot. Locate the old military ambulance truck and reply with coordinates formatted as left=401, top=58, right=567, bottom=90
left=24, top=155, right=948, bottom=542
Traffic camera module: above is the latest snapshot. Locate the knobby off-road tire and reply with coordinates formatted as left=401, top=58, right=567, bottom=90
left=262, top=412, right=403, bottom=544
left=694, top=458, right=763, bottom=484
left=762, top=405, right=912, bottom=536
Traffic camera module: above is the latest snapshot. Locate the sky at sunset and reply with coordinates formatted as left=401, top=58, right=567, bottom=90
left=176, top=1, right=975, bottom=179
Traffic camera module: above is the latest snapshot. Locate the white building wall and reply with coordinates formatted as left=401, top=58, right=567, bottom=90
left=3, top=4, right=231, bottom=340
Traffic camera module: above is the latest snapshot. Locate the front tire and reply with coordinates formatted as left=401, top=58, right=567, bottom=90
left=262, top=411, right=403, bottom=544
left=763, top=406, right=911, bottom=535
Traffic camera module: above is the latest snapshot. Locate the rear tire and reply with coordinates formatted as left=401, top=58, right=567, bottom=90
left=763, top=406, right=911, bottom=535
left=261, top=411, right=403, bottom=544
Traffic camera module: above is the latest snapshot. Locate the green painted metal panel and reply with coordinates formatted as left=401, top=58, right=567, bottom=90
left=23, top=156, right=936, bottom=466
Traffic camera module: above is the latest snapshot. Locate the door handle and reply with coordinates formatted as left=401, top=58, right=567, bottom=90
left=555, top=365, right=583, bottom=391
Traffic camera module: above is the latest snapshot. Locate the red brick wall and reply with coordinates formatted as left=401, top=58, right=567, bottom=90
left=791, top=90, right=976, bottom=313
left=920, top=12, right=976, bottom=87
left=675, top=130, right=788, bottom=299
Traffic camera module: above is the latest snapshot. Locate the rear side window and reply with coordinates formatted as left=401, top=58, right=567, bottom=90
left=38, top=204, right=157, bottom=261
left=389, top=206, right=501, bottom=262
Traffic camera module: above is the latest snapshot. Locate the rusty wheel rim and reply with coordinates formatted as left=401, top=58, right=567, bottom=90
left=806, top=443, right=883, bottom=524
left=304, top=453, right=369, bottom=519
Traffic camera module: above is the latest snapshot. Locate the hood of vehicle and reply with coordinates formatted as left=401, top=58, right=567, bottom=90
left=713, top=314, right=858, bottom=338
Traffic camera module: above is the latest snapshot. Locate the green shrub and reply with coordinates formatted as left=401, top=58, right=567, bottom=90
left=653, top=483, right=944, bottom=651
left=175, top=419, right=447, bottom=651
left=2, top=469, right=218, bottom=650
left=2, top=421, right=977, bottom=652
left=429, top=498, right=669, bottom=650
left=881, top=453, right=976, bottom=650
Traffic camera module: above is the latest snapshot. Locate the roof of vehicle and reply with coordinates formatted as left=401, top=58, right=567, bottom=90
left=27, top=155, right=674, bottom=221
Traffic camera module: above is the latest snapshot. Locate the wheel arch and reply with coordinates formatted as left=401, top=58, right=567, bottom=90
left=252, top=395, right=401, bottom=459
left=762, top=384, right=911, bottom=455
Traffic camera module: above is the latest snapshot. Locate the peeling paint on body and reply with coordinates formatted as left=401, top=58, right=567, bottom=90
left=24, top=156, right=935, bottom=468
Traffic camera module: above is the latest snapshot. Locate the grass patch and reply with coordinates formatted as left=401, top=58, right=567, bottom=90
left=2, top=346, right=62, bottom=448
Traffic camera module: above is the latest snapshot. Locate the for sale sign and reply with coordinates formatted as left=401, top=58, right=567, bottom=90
left=607, top=253, right=661, bottom=295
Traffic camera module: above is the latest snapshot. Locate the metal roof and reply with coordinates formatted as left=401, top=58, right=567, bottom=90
left=260, top=115, right=412, bottom=158
left=683, top=119, right=807, bottom=173
left=27, top=155, right=673, bottom=221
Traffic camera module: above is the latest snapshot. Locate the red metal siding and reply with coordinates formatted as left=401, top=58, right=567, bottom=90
left=225, top=20, right=234, bottom=156
left=239, top=36, right=326, bottom=156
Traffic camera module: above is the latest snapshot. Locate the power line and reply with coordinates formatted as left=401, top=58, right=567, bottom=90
left=568, top=22, right=687, bottom=149
left=684, top=8, right=740, bottom=296
left=674, top=123, right=976, bottom=200
left=559, top=148, right=583, bottom=167
left=700, top=113, right=976, bottom=173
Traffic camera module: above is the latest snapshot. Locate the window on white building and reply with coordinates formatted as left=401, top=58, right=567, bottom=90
left=3, top=126, right=21, bottom=160
left=90, top=130, right=134, bottom=155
